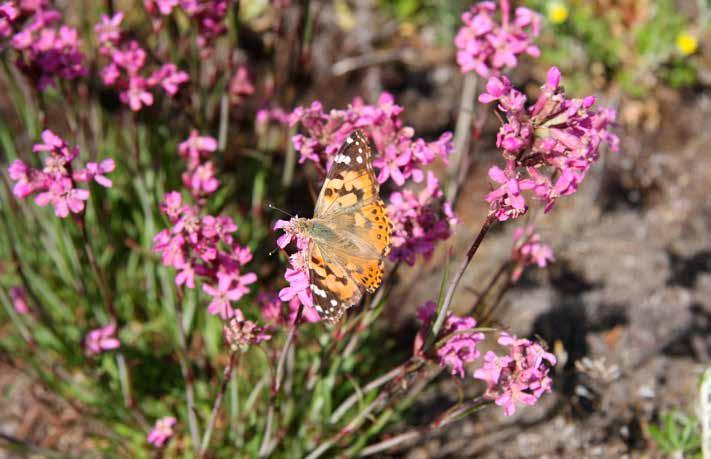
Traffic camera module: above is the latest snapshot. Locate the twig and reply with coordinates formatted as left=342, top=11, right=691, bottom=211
left=331, top=48, right=415, bottom=76
left=426, top=215, right=496, bottom=351
left=329, top=362, right=409, bottom=424
left=358, top=398, right=488, bottom=456
left=446, top=72, right=479, bottom=201
left=306, top=393, right=388, bottom=459
left=199, top=352, right=238, bottom=457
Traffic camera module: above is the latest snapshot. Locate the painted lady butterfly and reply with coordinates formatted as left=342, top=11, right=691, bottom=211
left=293, top=130, right=392, bottom=323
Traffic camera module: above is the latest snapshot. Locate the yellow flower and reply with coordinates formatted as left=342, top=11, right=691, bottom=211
left=547, top=2, right=569, bottom=24
left=676, top=32, right=698, bottom=56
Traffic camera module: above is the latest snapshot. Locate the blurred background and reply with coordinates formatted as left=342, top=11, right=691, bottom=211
left=1, top=0, right=710, bottom=457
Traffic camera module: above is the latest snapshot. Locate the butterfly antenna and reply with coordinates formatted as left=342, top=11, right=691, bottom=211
left=267, top=203, right=295, bottom=218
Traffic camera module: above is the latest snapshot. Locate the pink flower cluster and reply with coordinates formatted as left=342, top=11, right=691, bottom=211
left=1, top=1, right=87, bottom=90
left=178, top=130, right=220, bottom=200
left=153, top=192, right=256, bottom=320
left=454, top=0, right=540, bottom=77
left=480, top=67, right=619, bottom=221
left=289, top=93, right=452, bottom=187
left=95, top=12, right=189, bottom=111
left=8, top=130, right=115, bottom=218
left=474, top=332, right=555, bottom=416
left=145, top=0, right=231, bottom=50
left=85, top=322, right=121, bottom=356
left=223, top=309, right=272, bottom=352
left=147, top=416, right=176, bottom=448
left=387, top=172, right=459, bottom=265
left=510, top=226, right=554, bottom=282
left=415, top=301, right=485, bottom=379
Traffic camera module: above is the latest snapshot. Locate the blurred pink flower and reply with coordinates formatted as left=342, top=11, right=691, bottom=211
left=74, top=159, right=116, bottom=188
left=34, top=177, right=89, bottom=217
left=95, top=14, right=188, bottom=111
left=203, top=272, right=247, bottom=319
left=510, top=226, right=554, bottom=281
left=4, top=6, right=87, bottom=90
left=230, top=65, right=254, bottom=105
left=455, top=0, right=540, bottom=76
left=147, top=416, right=176, bottom=448
left=473, top=332, right=556, bottom=416
left=179, top=130, right=217, bottom=166
left=9, top=287, right=30, bottom=314
left=145, top=0, right=230, bottom=50
left=85, top=322, right=121, bottom=356
left=480, top=67, right=618, bottom=219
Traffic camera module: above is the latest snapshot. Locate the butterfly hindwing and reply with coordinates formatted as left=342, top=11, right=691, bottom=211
left=308, top=242, right=363, bottom=323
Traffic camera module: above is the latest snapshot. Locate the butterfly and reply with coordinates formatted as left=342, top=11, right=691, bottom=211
left=294, top=130, right=392, bottom=324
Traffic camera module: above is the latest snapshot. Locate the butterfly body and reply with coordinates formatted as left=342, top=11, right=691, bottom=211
left=297, top=130, right=392, bottom=323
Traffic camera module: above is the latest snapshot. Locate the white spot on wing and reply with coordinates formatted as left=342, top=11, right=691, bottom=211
left=330, top=299, right=337, bottom=306
left=356, top=156, right=363, bottom=164
left=346, top=136, right=353, bottom=144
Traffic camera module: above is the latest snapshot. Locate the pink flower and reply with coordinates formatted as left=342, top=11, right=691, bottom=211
left=387, top=172, right=458, bottom=265
left=85, top=323, right=121, bottom=355
left=473, top=332, right=556, bottom=416
left=203, top=272, right=249, bottom=319
left=416, top=301, right=484, bottom=378
left=278, top=266, right=313, bottom=308
left=149, top=63, right=189, bottom=95
left=454, top=0, right=540, bottom=76
left=179, top=130, right=217, bottom=166
left=485, top=163, right=535, bottom=221
left=183, top=161, right=220, bottom=197
left=74, top=159, right=116, bottom=187
left=510, top=226, right=554, bottom=281
left=147, top=416, right=176, bottom=448
left=8, top=9, right=87, bottom=90
left=35, top=177, right=89, bottom=218
left=9, top=287, right=30, bottom=314
left=121, top=76, right=154, bottom=111
left=229, top=65, right=254, bottom=105
left=94, top=12, right=123, bottom=45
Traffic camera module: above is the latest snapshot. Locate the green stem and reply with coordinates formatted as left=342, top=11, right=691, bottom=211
left=199, top=352, right=238, bottom=457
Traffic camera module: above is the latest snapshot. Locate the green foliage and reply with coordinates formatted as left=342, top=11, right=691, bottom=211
left=524, top=0, right=705, bottom=97
left=648, top=410, right=702, bottom=458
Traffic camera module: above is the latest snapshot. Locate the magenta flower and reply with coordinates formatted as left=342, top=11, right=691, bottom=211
left=74, top=159, right=116, bottom=187
left=179, top=130, right=218, bottom=166
left=8, top=131, right=112, bottom=218
left=415, top=301, right=484, bottom=378
left=480, top=67, right=618, bottom=219
left=9, top=287, right=30, bottom=314
left=145, top=0, right=230, bottom=51
left=6, top=6, right=87, bottom=90
left=95, top=14, right=188, bottom=111
left=387, top=172, right=459, bottom=265
left=203, top=273, right=246, bottom=319
left=473, top=332, right=556, bottom=416
left=183, top=161, right=220, bottom=197
left=510, top=226, right=554, bottom=281
left=34, top=177, right=89, bottom=217
left=230, top=65, right=254, bottom=105
left=454, top=0, right=540, bottom=76
left=147, top=416, right=176, bottom=448
left=85, top=323, right=121, bottom=356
